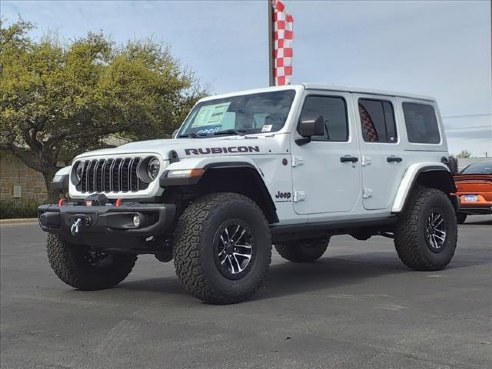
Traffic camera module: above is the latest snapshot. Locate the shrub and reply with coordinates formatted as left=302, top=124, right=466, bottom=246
left=0, top=199, right=43, bottom=219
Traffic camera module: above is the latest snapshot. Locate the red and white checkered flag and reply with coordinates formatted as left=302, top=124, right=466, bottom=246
left=273, top=0, right=293, bottom=86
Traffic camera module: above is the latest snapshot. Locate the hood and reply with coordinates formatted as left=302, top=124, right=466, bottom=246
left=74, top=134, right=284, bottom=161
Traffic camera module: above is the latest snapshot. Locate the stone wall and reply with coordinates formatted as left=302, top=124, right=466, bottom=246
left=0, top=150, right=47, bottom=202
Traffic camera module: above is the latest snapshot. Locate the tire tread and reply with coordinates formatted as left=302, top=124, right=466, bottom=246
left=394, top=186, right=457, bottom=271
left=173, top=193, right=271, bottom=304
left=47, top=234, right=136, bottom=290
left=275, top=239, right=329, bottom=263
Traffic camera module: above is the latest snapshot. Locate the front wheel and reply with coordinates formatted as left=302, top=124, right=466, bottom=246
left=275, top=238, right=330, bottom=262
left=46, top=234, right=137, bottom=290
left=394, top=187, right=458, bottom=271
left=173, top=193, right=272, bottom=304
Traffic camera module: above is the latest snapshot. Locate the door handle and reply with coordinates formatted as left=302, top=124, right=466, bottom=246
left=340, top=155, right=359, bottom=163
left=387, top=156, right=403, bottom=163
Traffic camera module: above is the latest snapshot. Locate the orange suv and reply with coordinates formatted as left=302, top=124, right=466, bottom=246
left=454, top=161, right=492, bottom=223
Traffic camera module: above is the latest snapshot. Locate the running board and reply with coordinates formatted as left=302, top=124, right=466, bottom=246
left=270, top=217, right=398, bottom=243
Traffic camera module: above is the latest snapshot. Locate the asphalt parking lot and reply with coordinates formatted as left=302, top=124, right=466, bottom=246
left=1, top=216, right=491, bottom=369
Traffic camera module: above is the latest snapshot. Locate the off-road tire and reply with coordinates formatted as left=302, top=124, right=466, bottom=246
left=173, top=193, right=272, bottom=304
left=275, top=238, right=330, bottom=262
left=394, top=186, right=457, bottom=271
left=47, top=234, right=137, bottom=290
left=457, top=212, right=467, bottom=224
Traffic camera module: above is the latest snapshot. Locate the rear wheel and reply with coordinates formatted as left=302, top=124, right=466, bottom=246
left=457, top=212, right=467, bottom=224
left=275, top=238, right=330, bottom=263
left=46, top=234, right=137, bottom=290
left=394, top=187, right=457, bottom=271
left=173, top=193, right=272, bottom=304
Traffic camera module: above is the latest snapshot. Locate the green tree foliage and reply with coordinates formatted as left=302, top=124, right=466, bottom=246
left=457, top=150, right=472, bottom=158
left=0, top=19, right=206, bottom=200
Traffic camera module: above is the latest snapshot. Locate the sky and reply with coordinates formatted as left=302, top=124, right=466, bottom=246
left=2, top=0, right=491, bottom=156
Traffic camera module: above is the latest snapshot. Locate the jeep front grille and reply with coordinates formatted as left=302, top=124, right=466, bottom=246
left=76, top=157, right=149, bottom=193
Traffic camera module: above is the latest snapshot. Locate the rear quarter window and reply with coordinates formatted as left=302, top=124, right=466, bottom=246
left=402, top=102, right=441, bottom=144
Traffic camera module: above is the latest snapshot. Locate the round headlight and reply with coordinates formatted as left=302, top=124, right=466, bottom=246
left=147, top=157, right=160, bottom=181
left=72, top=161, right=84, bottom=185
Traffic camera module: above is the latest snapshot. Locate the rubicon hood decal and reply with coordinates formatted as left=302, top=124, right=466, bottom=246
left=185, top=146, right=260, bottom=155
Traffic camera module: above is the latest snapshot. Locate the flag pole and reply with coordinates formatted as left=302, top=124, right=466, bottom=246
left=268, top=0, right=274, bottom=86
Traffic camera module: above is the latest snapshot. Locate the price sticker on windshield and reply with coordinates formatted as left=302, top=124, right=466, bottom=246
left=192, top=103, right=231, bottom=127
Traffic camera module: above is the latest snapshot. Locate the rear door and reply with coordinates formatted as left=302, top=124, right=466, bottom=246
left=354, top=94, right=406, bottom=210
left=291, top=92, right=362, bottom=215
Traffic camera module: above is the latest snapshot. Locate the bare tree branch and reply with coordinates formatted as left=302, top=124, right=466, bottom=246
left=0, top=141, right=44, bottom=172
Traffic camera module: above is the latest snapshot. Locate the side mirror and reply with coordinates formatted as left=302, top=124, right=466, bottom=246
left=296, top=115, right=324, bottom=145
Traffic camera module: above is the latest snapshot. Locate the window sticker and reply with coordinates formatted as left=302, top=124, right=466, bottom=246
left=195, top=125, right=221, bottom=135
left=192, top=103, right=231, bottom=127
left=261, top=124, right=273, bottom=132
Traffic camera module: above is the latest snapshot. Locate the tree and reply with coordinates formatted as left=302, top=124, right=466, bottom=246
left=0, top=19, right=206, bottom=200
left=457, top=150, right=472, bottom=159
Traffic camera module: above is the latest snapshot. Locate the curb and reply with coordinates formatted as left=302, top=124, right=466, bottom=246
left=0, top=218, right=38, bottom=225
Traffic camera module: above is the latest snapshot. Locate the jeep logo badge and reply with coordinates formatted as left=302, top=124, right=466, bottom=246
left=275, top=191, right=291, bottom=199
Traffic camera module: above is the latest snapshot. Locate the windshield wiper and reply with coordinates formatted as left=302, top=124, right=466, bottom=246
left=213, top=129, right=247, bottom=136
left=178, top=132, right=209, bottom=138
left=179, top=129, right=248, bottom=138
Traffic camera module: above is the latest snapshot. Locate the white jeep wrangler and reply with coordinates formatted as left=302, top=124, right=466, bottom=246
left=38, top=84, right=459, bottom=304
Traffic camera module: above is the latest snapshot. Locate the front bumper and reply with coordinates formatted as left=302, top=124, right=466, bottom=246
left=38, top=202, right=176, bottom=251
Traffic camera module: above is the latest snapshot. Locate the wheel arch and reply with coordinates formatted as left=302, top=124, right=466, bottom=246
left=161, top=159, right=279, bottom=224
left=198, top=163, right=279, bottom=224
left=392, top=163, right=458, bottom=213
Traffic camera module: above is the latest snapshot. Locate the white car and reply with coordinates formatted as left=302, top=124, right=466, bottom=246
left=39, top=84, right=459, bottom=304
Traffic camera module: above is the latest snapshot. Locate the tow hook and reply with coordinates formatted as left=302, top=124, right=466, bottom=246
left=70, top=216, right=91, bottom=236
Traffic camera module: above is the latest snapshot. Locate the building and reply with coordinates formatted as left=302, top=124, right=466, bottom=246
left=0, top=150, right=47, bottom=203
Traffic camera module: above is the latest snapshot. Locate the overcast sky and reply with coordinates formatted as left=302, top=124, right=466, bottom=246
left=2, top=0, right=491, bottom=156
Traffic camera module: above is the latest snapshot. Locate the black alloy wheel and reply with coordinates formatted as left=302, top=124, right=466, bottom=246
left=214, top=221, right=255, bottom=279
left=425, top=210, right=447, bottom=253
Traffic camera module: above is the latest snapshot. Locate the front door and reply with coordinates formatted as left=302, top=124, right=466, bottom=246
left=291, top=92, right=362, bottom=215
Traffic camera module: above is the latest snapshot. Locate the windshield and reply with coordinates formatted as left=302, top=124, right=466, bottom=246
left=178, top=90, right=296, bottom=137
left=460, top=161, right=492, bottom=175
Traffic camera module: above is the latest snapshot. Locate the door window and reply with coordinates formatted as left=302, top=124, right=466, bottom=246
left=358, top=99, right=397, bottom=143
left=298, top=96, right=348, bottom=142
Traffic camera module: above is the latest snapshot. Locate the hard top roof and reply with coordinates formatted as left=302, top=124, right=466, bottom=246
left=200, top=84, right=435, bottom=103
left=302, top=83, right=435, bottom=101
